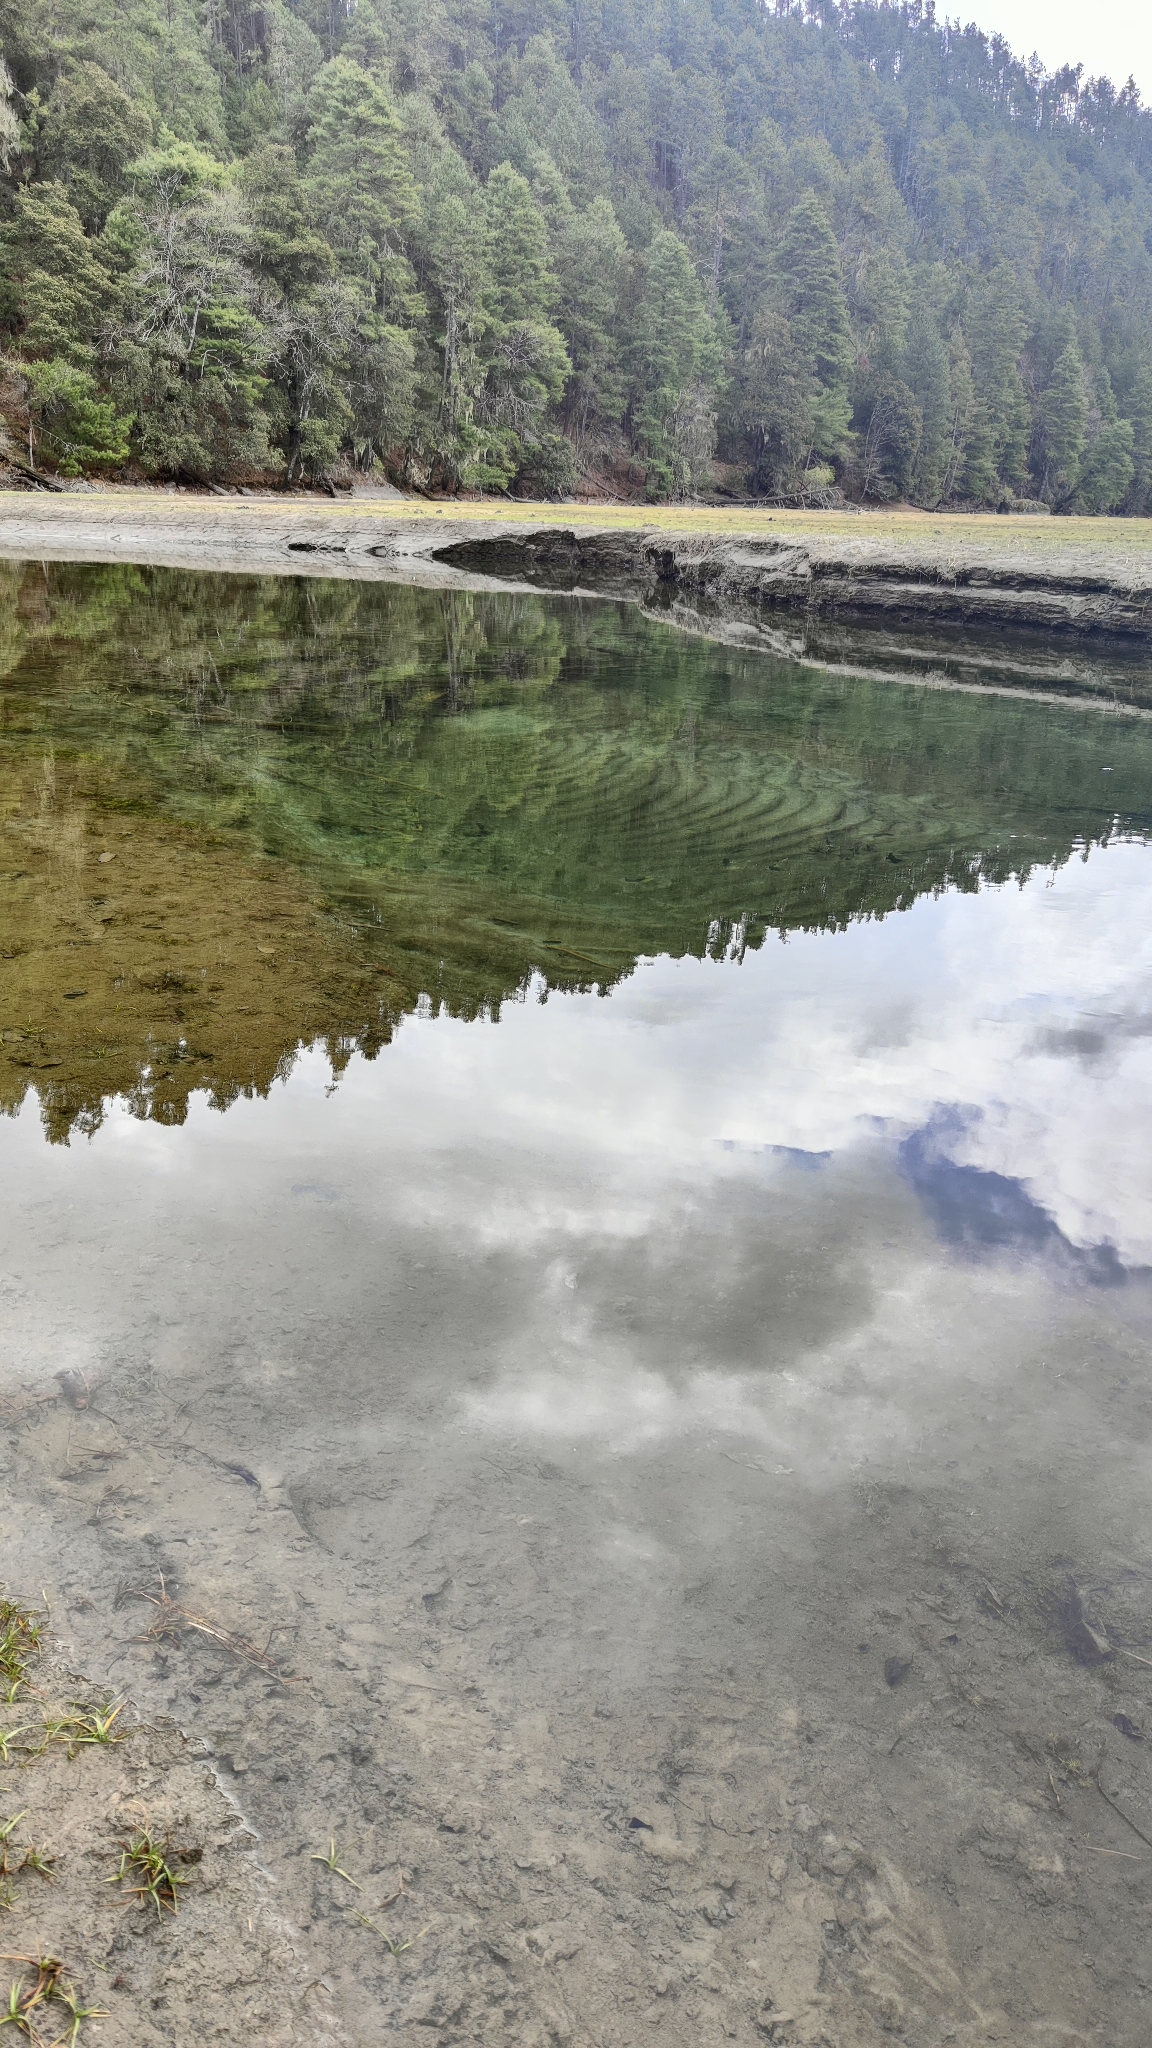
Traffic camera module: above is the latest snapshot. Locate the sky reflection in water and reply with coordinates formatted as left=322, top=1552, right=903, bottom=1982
left=5, top=837, right=1150, bottom=1466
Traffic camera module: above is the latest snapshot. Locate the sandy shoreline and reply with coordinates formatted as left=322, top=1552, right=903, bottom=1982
left=4, top=492, right=1152, bottom=705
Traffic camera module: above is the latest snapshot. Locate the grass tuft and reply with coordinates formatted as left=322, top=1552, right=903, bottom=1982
left=33, top=1704, right=126, bottom=1761
left=310, top=1838, right=361, bottom=1888
left=0, top=1954, right=104, bottom=2045
left=0, top=1601, right=47, bottom=1710
left=108, top=1829, right=188, bottom=1919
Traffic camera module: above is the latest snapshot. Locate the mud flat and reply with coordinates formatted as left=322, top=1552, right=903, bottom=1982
left=3, top=492, right=1152, bottom=702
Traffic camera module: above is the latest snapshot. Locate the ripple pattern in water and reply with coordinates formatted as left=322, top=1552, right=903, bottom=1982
left=2, top=558, right=1151, bottom=1139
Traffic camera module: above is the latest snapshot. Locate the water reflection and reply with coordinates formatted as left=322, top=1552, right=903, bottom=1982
left=2, top=579, right=1151, bottom=2036
left=4, top=560, right=1151, bottom=1143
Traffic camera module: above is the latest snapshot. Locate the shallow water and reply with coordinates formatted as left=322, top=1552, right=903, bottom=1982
left=3, top=564, right=1152, bottom=2043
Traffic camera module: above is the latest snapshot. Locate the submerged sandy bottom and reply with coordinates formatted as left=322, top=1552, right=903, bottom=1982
left=3, top=844, right=1152, bottom=2045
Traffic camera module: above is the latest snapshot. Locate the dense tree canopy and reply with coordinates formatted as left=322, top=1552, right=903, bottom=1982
left=3, top=0, right=1152, bottom=508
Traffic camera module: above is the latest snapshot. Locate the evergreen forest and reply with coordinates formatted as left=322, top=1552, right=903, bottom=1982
left=2, top=0, right=1152, bottom=509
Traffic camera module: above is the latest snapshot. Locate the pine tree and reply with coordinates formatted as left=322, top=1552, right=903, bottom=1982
left=555, top=193, right=627, bottom=450
left=5, top=0, right=1152, bottom=503
left=1076, top=365, right=1134, bottom=513
left=628, top=229, right=722, bottom=497
left=1117, top=358, right=1152, bottom=516
left=240, top=145, right=355, bottom=480
left=415, top=151, right=491, bottom=462
left=303, top=57, right=418, bottom=318
left=729, top=307, right=813, bottom=497
left=773, top=193, right=853, bottom=397
left=484, top=161, right=558, bottom=327
left=107, top=146, right=273, bottom=481
left=903, top=303, right=950, bottom=506
left=1038, top=335, right=1087, bottom=506
left=0, top=182, right=119, bottom=363
left=241, top=145, right=333, bottom=298
left=38, top=61, right=153, bottom=231
left=22, top=359, right=132, bottom=473
left=964, top=264, right=1029, bottom=494
left=941, top=325, right=983, bottom=502
left=772, top=192, right=852, bottom=462
left=857, top=376, right=922, bottom=500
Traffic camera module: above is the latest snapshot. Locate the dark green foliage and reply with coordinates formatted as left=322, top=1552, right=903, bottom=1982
left=630, top=229, right=721, bottom=497
left=23, top=356, right=131, bottom=469
left=36, top=61, right=152, bottom=229
left=107, top=146, right=271, bottom=478
left=856, top=373, right=922, bottom=501
left=902, top=305, right=950, bottom=508
left=774, top=194, right=853, bottom=398
left=1038, top=334, right=1088, bottom=507
left=0, top=179, right=118, bottom=361
left=728, top=308, right=813, bottom=499
left=1, top=0, right=1152, bottom=506
left=484, top=160, right=558, bottom=325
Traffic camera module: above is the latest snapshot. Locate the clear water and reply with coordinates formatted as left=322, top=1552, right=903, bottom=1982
left=3, top=562, right=1152, bottom=2040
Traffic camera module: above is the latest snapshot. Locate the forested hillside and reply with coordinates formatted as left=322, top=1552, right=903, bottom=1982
left=2, top=0, right=1151, bottom=508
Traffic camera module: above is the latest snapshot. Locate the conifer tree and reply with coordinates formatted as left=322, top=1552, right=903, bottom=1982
left=1076, top=365, right=1134, bottom=513
left=964, top=264, right=1029, bottom=493
left=107, top=147, right=272, bottom=480
left=241, top=144, right=333, bottom=297
left=0, top=181, right=119, bottom=362
left=415, top=150, right=491, bottom=470
left=3, top=0, right=1152, bottom=502
left=903, top=303, right=950, bottom=506
left=1117, top=358, right=1152, bottom=516
left=555, top=192, right=627, bottom=451
left=1038, top=333, right=1087, bottom=507
left=484, top=160, right=558, bottom=326
left=303, top=57, right=418, bottom=317
left=22, top=358, right=132, bottom=472
left=941, top=325, right=985, bottom=502
left=772, top=192, right=853, bottom=459
left=38, top=61, right=153, bottom=231
left=628, top=230, right=722, bottom=498
left=729, top=307, right=813, bottom=498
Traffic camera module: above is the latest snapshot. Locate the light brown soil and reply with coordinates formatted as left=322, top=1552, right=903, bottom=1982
left=0, top=1628, right=319, bottom=2047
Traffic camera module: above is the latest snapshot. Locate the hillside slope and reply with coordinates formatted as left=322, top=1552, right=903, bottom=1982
left=2, top=0, right=1151, bottom=507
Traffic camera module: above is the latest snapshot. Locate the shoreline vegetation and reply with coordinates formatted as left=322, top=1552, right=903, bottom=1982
left=3, top=2, right=1152, bottom=514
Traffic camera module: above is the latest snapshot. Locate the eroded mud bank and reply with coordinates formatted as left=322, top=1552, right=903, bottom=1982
left=2, top=497, right=1151, bottom=704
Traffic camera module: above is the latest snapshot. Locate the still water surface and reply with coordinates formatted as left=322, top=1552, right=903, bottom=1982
left=2, top=564, right=1151, bottom=2039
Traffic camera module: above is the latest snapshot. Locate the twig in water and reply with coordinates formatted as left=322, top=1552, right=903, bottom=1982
left=1096, top=1781, right=1152, bottom=1852
left=121, top=1578, right=305, bottom=1685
